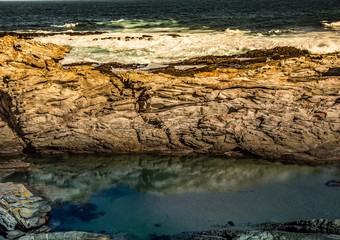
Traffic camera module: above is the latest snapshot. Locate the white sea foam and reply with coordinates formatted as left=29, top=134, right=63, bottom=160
left=110, top=19, right=179, bottom=28
left=52, top=23, right=79, bottom=29
left=322, top=21, right=340, bottom=30
left=34, top=29, right=340, bottom=65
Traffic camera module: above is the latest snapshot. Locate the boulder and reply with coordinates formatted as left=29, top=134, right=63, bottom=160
left=0, top=183, right=51, bottom=238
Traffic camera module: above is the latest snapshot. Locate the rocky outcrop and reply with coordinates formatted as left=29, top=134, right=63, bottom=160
left=259, top=219, right=340, bottom=235
left=0, top=36, right=339, bottom=162
left=0, top=183, right=51, bottom=239
left=159, top=219, right=340, bottom=240
left=17, top=231, right=112, bottom=240
left=162, top=230, right=339, bottom=240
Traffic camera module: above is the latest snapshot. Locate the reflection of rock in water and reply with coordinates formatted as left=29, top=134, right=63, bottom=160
left=52, top=203, right=105, bottom=225
left=325, top=180, right=340, bottom=187
left=0, top=155, right=337, bottom=202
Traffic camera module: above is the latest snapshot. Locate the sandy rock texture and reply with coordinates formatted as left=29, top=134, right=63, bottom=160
left=0, top=36, right=339, bottom=162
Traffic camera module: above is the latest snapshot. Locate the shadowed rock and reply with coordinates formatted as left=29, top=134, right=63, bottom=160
left=154, top=219, right=340, bottom=240
left=18, top=231, right=112, bottom=240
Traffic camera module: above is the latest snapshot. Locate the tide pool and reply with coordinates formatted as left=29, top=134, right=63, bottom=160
left=1, top=155, right=339, bottom=239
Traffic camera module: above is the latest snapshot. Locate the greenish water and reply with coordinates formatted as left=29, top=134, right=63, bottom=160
left=1, top=155, right=339, bottom=239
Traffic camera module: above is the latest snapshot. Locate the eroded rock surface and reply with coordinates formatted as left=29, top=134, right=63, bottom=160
left=0, top=36, right=339, bottom=162
left=260, top=219, right=340, bottom=235
left=17, top=231, right=112, bottom=240
left=0, top=183, right=51, bottom=239
left=161, top=219, right=340, bottom=240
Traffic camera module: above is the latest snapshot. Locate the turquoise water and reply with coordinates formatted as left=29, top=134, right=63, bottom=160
left=1, top=155, right=339, bottom=239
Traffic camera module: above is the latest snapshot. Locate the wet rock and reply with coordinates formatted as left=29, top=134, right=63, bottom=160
left=0, top=36, right=339, bottom=163
left=0, top=182, right=51, bottom=237
left=158, top=219, right=340, bottom=239
left=17, top=231, right=112, bottom=240
left=157, top=230, right=339, bottom=240
left=260, top=219, right=340, bottom=235
left=6, top=230, right=25, bottom=239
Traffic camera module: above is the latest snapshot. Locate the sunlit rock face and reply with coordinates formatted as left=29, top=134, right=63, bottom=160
left=0, top=36, right=339, bottom=162
left=1, top=155, right=337, bottom=203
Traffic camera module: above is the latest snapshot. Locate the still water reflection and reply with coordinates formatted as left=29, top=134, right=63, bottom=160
left=1, top=155, right=339, bottom=239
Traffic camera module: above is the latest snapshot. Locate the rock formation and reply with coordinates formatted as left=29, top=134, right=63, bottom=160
left=0, top=182, right=51, bottom=239
left=17, top=231, right=112, bottom=240
left=0, top=36, right=339, bottom=162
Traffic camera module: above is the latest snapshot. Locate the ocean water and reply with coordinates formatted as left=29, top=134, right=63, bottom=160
left=0, top=0, right=339, bottom=64
left=1, top=155, right=340, bottom=239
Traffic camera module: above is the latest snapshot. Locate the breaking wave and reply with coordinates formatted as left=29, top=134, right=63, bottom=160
left=109, top=19, right=180, bottom=29
left=50, top=19, right=187, bottom=33
left=322, top=21, right=340, bottom=30
left=52, top=23, right=79, bottom=29
left=34, top=28, right=340, bottom=65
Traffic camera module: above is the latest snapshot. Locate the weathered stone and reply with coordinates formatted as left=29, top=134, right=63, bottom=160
left=159, top=219, right=340, bottom=240
left=0, top=36, right=339, bottom=163
left=260, top=219, right=340, bottom=235
left=0, top=159, right=30, bottom=170
left=0, top=183, right=51, bottom=236
left=6, top=230, right=25, bottom=239
left=17, top=231, right=112, bottom=240
left=160, top=230, right=339, bottom=240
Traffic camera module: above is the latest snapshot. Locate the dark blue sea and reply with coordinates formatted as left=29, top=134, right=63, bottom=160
left=1, top=0, right=339, bottom=64
left=0, top=0, right=339, bottom=32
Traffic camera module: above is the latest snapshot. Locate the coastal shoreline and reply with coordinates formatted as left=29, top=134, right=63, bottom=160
left=0, top=35, right=339, bottom=163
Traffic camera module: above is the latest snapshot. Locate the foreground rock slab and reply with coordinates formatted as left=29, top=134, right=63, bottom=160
left=17, top=231, right=112, bottom=240
left=0, top=36, right=339, bottom=162
left=0, top=183, right=51, bottom=239
left=160, top=219, right=340, bottom=240
left=164, top=230, right=340, bottom=240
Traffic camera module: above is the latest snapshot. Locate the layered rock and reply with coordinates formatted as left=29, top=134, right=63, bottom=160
left=160, top=219, right=340, bottom=240
left=0, top=36, right=339, bottom=162
left=259, top=219, right=340, bottom=235
left=17, top=231, right=112, bottom=240
left=0, top=183, right=51, bottom=239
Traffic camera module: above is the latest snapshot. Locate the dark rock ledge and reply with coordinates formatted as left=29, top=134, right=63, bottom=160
left=156, top=219, right=340, bottom=240
left=0, top=36, right=339, bottom=163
